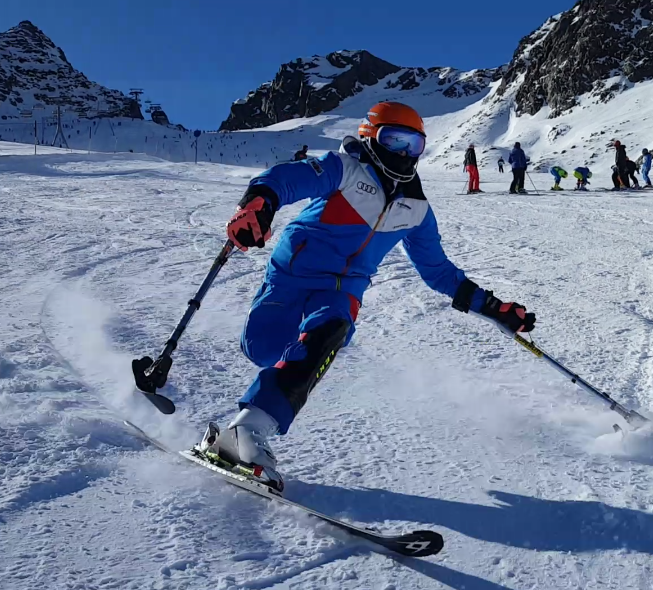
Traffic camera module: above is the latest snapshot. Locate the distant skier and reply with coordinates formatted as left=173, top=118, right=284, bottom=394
left=641, top=148, right=652, bottom=188
left=613, top=141, right=629, bottom=189
left=611, top=165, right=623, bottom=190
left=626, top=159, right=640, bottom=188
left=509, top=142, right=528, bottom=194
left=573, top=167, right=592, bottom=191
left=293, top=145, right=309, bottom=161
left=550, top=166, right=568, bottom=191
left=202, top=102, right=536, bottom=490
left=498, top=157, right=505, bottom=173
left=464, top=144, right=481, bottom=194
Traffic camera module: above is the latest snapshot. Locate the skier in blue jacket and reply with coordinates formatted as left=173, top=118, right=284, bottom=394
left=200, top=102, right=536, bottom=491
left=509, top=142, right=528, bottom=194
left=550, top=166, right=568, bottom=191
left=573, top=167, right=592, bottom=191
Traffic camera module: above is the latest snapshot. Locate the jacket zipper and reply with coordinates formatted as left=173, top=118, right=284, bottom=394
left=341, top=202, right=393, bottom=276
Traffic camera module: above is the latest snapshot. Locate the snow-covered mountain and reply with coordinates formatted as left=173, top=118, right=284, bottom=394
left=0, top=0, right=652, bottom=179
left=220, top=49, right=501, bottom=131
left=500, top=0, right=653, bottom=117
left=0, top=20, right=141, bottom=119
left=223, top=0, right=653, bottom=133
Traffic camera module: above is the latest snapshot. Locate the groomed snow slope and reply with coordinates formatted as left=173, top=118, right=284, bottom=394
left=2, top=144, right=653, bottom=589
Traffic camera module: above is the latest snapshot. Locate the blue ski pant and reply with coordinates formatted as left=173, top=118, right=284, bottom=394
left=239, top=283, right=359, bottom=433
left=643, top=167, right=651, bottom=185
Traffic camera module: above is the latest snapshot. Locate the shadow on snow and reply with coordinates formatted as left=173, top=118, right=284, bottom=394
left=289, top=482, right=653, bottom=554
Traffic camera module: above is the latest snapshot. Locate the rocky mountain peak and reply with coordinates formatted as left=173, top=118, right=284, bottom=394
left=499, top=0, right=653, bottom=117
left=219, top=49, right=500, bottom=131
left=0, top=20, right=141, bottom=119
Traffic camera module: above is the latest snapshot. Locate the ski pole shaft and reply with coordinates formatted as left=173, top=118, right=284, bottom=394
left=471, top=312, right=648, bottom=427
left=526, top=172, right=540, bottom=195
left=510, top=333, right=647, bottom=424
left=133, top=239, right=235, bottom=394
left=160, top=239, right=234, bottom=358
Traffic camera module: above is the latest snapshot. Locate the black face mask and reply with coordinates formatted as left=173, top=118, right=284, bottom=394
left=370, top=138, right=419, bottom=181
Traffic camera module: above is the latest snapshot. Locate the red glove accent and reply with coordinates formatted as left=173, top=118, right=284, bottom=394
left=496, top=302, right=535, bottom=332
left=481, top=292, right=536, bottom=333
left=226, top=197, right=272, bottom=251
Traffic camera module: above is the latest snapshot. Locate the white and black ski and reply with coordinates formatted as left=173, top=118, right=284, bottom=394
left=123, top=420, right=444, bottom=558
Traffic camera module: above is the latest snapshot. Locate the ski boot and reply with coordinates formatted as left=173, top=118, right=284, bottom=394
left=551, top=185, right=563, bottom=191
left=198, top=406, right=284, bottom=493
left=518, top=188, right=528, bottom=194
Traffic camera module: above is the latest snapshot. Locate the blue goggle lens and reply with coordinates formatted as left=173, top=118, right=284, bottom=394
left=376, top=126, right=426, bottom=157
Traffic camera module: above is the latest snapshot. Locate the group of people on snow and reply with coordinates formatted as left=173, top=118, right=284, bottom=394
left=611, top=141, right=652, bottom=190
left=548, top=142, right=652, bottom=192
left=549, top=166, right=592, bottom=191
left=464, top=142, right=529, bottom=194
left=465, top=139, right=653, bottom=195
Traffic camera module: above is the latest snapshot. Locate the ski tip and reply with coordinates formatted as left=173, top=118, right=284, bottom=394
left=138, top=390, right=176, bottom=414
left=393, top=530, right=444, bottom=557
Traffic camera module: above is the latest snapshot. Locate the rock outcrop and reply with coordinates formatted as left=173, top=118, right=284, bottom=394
left=0, top=20, right=142, bottom=119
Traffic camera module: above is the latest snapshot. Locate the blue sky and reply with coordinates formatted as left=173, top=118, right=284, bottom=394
left=2, top=0, right=574, bottom=129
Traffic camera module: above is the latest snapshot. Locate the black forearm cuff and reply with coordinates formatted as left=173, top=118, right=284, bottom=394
left=240, top=184, right=280, bottom=212
left=452, top=279, right=479, bottom=313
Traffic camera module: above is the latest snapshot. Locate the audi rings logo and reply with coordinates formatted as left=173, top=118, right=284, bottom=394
left=357, top=181, right=377, bottom=194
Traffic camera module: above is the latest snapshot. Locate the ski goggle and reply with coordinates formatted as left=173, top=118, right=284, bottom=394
left=375, top=125, right=426, bottom=158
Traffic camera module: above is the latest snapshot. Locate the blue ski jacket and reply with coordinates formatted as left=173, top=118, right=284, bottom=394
left=574, top=167, right=591, bottom=180
left=247, top=138, right=486, bottom=311
left=642, top=153, right=652, bottom=173
left=509, top=147, right=527, bottom=170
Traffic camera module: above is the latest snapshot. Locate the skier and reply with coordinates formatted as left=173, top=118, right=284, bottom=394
left=626, top=159, right=640, bottom=188
left=550, top=166, right=568, bottom=191
left=498, top=157, right=505, bottom=173
left=464, top=144, right=481, bottom=193
left=641, top=148, right=652, bottom=188
left=613, top=141, right=629, bottom=189
left=573, top=167, right=592, bottom=191
left=293, top=145, right=309, bottom=161
left=611, top=165, right=623, bottom=190
left=201, top=102, right=537, bottom=490
left=509, top=142, right=528, bottom=194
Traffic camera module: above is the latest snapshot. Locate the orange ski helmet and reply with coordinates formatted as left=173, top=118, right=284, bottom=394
left=359, top=102, right=426, bottom=182
left=359, top=102, right=426, bottom=138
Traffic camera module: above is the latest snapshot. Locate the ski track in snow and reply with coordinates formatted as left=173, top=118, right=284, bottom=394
left=2, top=145, right=653, bottom=589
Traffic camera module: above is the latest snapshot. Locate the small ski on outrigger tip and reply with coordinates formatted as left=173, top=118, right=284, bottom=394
left=123, top=420, right=444, bottom=558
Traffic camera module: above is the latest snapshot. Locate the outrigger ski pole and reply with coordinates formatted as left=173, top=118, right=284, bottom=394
left=472, top=312, right=650, bottom=431
left=132, top=240, right=235, bottom=414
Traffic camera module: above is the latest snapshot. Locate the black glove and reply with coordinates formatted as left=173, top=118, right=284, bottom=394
left=481, top=291, right=536, bottom=333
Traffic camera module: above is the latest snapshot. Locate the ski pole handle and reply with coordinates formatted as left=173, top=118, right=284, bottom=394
left=132, top=239, right=235, bottom=394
